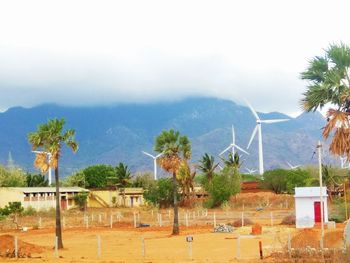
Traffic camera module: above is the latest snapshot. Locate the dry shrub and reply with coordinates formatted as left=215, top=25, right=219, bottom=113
left=281, top=214, right=295, bottom=225
left=232, top=217, right=254, bottom=227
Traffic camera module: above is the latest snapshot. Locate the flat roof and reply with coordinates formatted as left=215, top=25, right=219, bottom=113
left=1, top=187, right=89, bottom=193
left=294, top=187, right=327, bottom=197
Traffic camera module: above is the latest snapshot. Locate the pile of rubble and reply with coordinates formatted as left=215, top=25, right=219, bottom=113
left=214, top=224, right=234, bottom=233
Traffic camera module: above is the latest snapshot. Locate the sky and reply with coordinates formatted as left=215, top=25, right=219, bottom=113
left=1, top=0, right=350, bottom=116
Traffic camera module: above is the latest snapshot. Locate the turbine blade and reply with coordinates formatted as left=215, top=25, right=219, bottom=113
left=245, top=99, right=260, bottom=120
left=233, top=143, right=249, bottom=155
left=247, top=125, right=258, bottom=149
left=260, top=119, right=290, bottom=124
left=286, top=161, right=293, bottom=168
left=155, top=152, right=163, bottom=158
left=220, top=145, right=232, bottom=156
left=142, top=151, right=155, bottom=158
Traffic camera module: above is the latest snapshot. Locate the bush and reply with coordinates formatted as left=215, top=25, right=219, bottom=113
left=22, top=206, right=37, bottom=216
left=144, top=178, right=176, bottom=208
left=281, top=214, right=296, bottom=225
left=0, top=202, right=24, bottom=216
left=203, top=171, right=240, bottom=208
left=73, top=192, right=89, bottom=210
left=232, top=218, right=254, bottom=227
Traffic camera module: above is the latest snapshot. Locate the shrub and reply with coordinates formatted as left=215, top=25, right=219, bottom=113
left=144, top=178, right=176, bottom=208
left=281, top=214, right=296, bottom=225
left=73, top=192, right=89, bottom=210
left=22, top=206, right=37, bottom=216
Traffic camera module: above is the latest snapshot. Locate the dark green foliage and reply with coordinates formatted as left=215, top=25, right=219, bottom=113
left=202, top=172, right=240, bottom=208
left=115, top=162, right=132, bottom=188
left=198, top=153, right=218, bottom=182
left=26, top=173, right=49, bottom=187
left=63, top=171, right=86, bottom=187
left=0, top=202, right=24, bottom=216
left=144, top=178, right=176, bottom=208
left=83, top=164, right=115, bottom=188
left=261, top=169, right=312, bottom=194
left=73, top=192, right=89, bottom=210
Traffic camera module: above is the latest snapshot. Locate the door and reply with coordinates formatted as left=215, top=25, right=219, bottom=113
left=61, top=197, right=67, bottom=211
left=130, top=197, right=134, bottom=207
left=314, top=201, right=321, bottom=222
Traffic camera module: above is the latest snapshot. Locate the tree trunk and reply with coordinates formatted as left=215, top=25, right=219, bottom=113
left=55, top=165, right=64, bottom=249
left=172, top=172, right=179, bottom=235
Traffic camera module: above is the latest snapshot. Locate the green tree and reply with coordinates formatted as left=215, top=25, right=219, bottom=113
left=73, top=192, right=88, bottom=211
left=144, top=178, right=175, bottom=208
left=198, top=153, right=218, bottom=183
left=261, top=169, right=288, bottom=194
left=28, top=118, right=78, bottom=249
left=83, top=164, right=115, bottom=188
left=154, top=129, right=191, bottom=235
left=301, top=43, right=350, bottom=158
left=63, top=171, right=86, bottom=187
left=26, top=173, right=49, bottom=187
left=202, top=173, right=235, bottom=207
left=132, top=173, right=155, bottom=189
left=115, top=162, right=132, bottom=188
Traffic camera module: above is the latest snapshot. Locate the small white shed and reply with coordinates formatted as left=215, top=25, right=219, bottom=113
left=294, top=187, right=328, bottom=228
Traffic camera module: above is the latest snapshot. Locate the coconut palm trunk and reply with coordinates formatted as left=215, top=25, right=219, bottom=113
left=172, top=172, right=179, bottom=235
left=54, top=165, right=63, bottom=249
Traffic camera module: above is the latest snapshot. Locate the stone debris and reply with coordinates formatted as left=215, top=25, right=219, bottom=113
left=214, top=224, right=234, bottom=233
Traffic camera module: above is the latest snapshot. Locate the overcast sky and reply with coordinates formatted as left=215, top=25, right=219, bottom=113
left=1, top=0, right=349, bottom=116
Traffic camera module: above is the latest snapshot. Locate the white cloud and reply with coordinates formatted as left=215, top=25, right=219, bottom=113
left=0, top=0, right=349, bottom=114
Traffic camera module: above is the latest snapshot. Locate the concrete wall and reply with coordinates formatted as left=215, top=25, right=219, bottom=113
left=295, top=196, right=329, bottom=228
left=88, top=189, right=143, bottom=208
left=0, top=188, right=23, bottom=207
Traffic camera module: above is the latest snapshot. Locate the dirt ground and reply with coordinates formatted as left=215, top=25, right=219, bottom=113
left=0, top=223, right=345, bottom=263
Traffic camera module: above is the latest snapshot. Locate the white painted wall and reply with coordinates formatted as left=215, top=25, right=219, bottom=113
left=295, top=196, right=328, bottom=228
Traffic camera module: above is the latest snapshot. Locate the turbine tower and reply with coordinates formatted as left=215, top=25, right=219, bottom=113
left=142, top=151, right=163, bottom=180
left=220, top=125, right=249, bottom=156
left=246, top=100, right=290, bottom=175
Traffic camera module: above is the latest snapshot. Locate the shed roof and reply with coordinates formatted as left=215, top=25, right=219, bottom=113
left=2, top=187, right=89, bottom=193
left=294, top=187, right=327, bottom=197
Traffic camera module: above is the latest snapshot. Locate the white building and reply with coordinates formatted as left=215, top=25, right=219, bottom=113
left=294, top=187, right=328, bottom=228
left=0, top=187, right=88, bottom=210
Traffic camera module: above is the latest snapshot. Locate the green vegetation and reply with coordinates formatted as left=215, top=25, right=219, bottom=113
left=0, top=202, right=24, bottom=216
left=73, top=192, right=89, bottom=211
left=144, top=178, right=175, bottom=208
left=261, top=168, right=312, bottom=194
left=0, top=165, right=26, bottom=187
left=26, top=173, right=49, bottom=187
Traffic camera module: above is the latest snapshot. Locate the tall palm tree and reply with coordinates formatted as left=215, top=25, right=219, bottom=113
left=301, top=43, right=350, bottom=158
left=154, top=129, right=191, bottom=235
left=115, top=162, right=132, bottom=206
left=198, top=153, right=219, bottom=183
left=28, top=118, right=78, bottom=249
left=177, top=160, right=196, bottom=203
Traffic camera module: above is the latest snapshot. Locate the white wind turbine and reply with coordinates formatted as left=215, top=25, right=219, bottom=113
left=246, top=100, right=290, bottom=175
left=340, top=156, right=350, bottom=169
left=142, top=151, right=163, bottom=180
left=245, top=168, right=257, bottom=174
left=286, top=161, right=301, bottom=170
left=220, top=125, right=249, bottom=156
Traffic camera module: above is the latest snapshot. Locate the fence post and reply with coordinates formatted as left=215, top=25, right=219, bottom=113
left=110, top=214, right=113, bottom=228
left=159, top=213, right=162, bottom=227
left=236, top=234, right=240, bottom=259
left=38, top=217, right=42, bottom=228
left=288, top=232, right=291, bottom=258
left=213, top=212, right=216, bottom=228
left=133, top=212, right=137, bottom=228
left=241, top=212, right=244, bottom=227
left=141, top=236, right=145, bottom=257
left=185, top=213, right=189, bottom=227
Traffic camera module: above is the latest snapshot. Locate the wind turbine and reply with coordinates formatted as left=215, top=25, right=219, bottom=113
left=220, top=125, right=249, bottom=156
left=246, top=100, right=290, bottom=175
left=286, top=161, right=301, bottom=170
left=245, top=168, right=257, bottom=174
left=142, top=151, right=163, bottom=180
left=31, top=150, right=52, bottom=185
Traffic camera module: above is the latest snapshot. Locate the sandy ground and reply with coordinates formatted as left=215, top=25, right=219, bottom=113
left=2, top=224, right=340, bottom=263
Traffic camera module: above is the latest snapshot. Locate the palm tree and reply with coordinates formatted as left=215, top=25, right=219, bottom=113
left=301, top=43, right=350, bottom=159
left=198, top=153, right=219, bottom=183
left=28, top=118, right=78, bottom=249
left=115, top=162, right=132, bottom=206
left=177, top=161, right=196, bottom=203
left=154, top=129, right=191, bottom=235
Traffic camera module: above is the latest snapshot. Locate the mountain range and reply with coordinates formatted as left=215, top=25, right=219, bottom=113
left=0, top=97, right=334, bottom=177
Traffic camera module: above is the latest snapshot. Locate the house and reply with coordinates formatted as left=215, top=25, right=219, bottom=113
left=88, top=187, right=144, bottom=208
left=294, top=187, right=329, bottom=228
left=0, top=187, right=89, bottom=211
